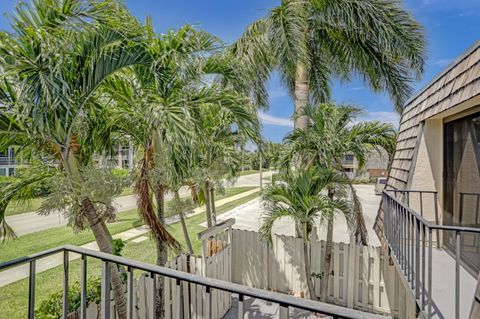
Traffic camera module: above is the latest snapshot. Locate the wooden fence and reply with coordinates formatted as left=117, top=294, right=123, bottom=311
left=231, top=229, right=415, bottom=317
left=74, top=250, right=231, bottom=319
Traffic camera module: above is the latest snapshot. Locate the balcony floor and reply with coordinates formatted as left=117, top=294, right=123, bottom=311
left=396, top=247, right=477, bottom=319
left=429, top=248, right=476, bottom=319
left=224, top=296, right=318, bottom=319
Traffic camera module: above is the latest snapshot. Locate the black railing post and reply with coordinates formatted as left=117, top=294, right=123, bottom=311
left=279, top=303, right=289, bottom=319
left=434, top=192, right=440, bottom=244
left=205, top=286, right=212, bottom=319
left=127, top=267, right=134, bottom=319
left=63, top=250, right=69, bottom=318
left=421, top=224, right=426, bottom=311
left=80, top=254, right=87, bottom=319
left=415, top=218, right=420, bottom=300
left=101, top=261, right=111, bottom=319
left=28, top=260, right=36, bottom=319
left=455, top=231, right=460, bottom=319
left=428, top=228, right=433, bottom=318
left=238, top=294, right=244, bottom=319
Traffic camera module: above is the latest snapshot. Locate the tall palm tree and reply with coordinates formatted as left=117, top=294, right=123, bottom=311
left=192, top=102, right=260, bottom=227
left=231, top=0, right=425, bottom=127
left=283, top=102, right=396, bottom=301
left=0, top=1, right=150, bottom=317
left=102, top=24, right=260, bottom=317
left=260, top=167, right=349, bottom=300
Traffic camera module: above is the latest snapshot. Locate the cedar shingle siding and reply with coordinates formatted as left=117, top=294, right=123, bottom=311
left=374, top=40, right=480, bottom=241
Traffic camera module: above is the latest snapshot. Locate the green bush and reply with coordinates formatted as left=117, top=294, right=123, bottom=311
left=111, top=168, right=129, bottom=179
left=35, top=278, right=101, bottom=319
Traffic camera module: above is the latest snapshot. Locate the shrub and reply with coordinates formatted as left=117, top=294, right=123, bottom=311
left=35, top=278, right=101, bottom=319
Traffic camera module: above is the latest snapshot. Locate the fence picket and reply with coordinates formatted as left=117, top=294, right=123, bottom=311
left=231, top=229, right=402, bottom=316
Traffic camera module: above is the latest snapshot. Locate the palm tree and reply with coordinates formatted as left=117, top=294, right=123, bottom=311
left=283, top=102, right=396, bottom=301
left=231, top=0, right=425, bottom=127
left=192, top=102, right=260, bottom=227
left=260, top=167, right=349, bottom=300
left=0, top=1, right=150, bottom=317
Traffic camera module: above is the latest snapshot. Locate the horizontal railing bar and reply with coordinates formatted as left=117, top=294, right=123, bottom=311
left=386, top=189, right=438, bottom=194
left=0, top=244, right=388, bottom=319
left=0, top=246, right=64, bottom=271
left=382, top=191, right=480, bottom=234
left=65, top=246, right=387, bottom=319
left=459, top=192, right=480, bottom=196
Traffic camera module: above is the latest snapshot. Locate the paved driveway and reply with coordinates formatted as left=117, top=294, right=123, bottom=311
left=214, top=184, right=382, bottom=246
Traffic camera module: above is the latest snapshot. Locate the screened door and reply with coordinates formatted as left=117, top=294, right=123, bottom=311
left=443, top=111, right=480, bottom=275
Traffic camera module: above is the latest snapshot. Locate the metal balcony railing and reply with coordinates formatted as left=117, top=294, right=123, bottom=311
left=0, top=244, right=388, bottom=319
left=0, top=156, right=15, bottom=166
left=382, top=190, right=480, bottom=319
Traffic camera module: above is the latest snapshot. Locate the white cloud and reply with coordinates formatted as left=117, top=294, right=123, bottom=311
left=258, top=110, right=399, bottom=129
left=258, top=112, right=294, bottom=127
left=269, top=89, right=287, bottom=99
left=356, top=111, right=400, bottom=128
left=434, top=58, right=455, bottom=67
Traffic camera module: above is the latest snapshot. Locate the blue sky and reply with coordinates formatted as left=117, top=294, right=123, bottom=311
left=0, top=0, right=479, bottom=142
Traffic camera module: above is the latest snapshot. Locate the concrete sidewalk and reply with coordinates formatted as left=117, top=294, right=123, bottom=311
left=5, top=171, right=271, bottom=236
left=0, top=188, right=260, bottom=287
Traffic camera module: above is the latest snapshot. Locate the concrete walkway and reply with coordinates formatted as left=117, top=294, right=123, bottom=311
left=0, top=188, right=261, bottom=287
left=5, top=171, right=272, bottom=236
left=211, top=184, right=382, bottom=246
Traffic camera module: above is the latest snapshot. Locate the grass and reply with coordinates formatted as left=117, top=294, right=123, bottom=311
left=237, top=169, right=258, bottom=176
left=0, top=186, right=254, bottom=263
left=5, top=197, right=46, bottom=216
left=0, top=191, right=260, bottom=319
left=5, top=185, right=253, bottom=217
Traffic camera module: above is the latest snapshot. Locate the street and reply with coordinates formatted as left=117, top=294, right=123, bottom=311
left=5, top=171, right=273, bottom=236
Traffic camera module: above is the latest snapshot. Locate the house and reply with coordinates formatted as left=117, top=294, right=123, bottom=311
left=341, top=148, right=390, bottom=181
left=0, top=147, right=15, bottom=176
left=375, top=41, right=480, bottom=318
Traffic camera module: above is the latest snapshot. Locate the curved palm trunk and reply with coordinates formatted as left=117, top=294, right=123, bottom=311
left=175, top=191, right=194, bottom=254
left=320, top=218, right=333, bottom=302
left=294, top=64, right=309, bottom=129
left=349, top=183, right=368, bottom=245
left=302, top=223, right=316, bottom=300
left=204, top=181, right=213, bottom=228
left=154, top=184, right=167, bottom=319
left=209, top=186, right=217, bottom=225
left=82, top=198, right=127, bottom=319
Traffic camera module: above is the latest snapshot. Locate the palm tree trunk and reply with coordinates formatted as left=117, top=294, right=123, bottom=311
left=302, top=223, right=316, bottom=300
left=210, top=186, right=217, bottom=225
left=320, top=218, right=333, bottom=302
left=154, top=184, right=167, bottom=319
left=204, top=181, right=213, bottom=228
left=82, top=198, right=128, bottom=319
left=294, top=64, right=309, bottom=129
left=176, top=191, right=194, bottom=254
left=349, top=183, right=368, bottom=245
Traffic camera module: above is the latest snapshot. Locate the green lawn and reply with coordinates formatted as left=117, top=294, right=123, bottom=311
left=237, top=169, right=258, bottom=176
left=0, top=186, right=254, bottom=263
left=5, top=185, right=253, bottom=217
left=5, top=197, right=46, bottom=216
left=0, top=191, right=260, bottom=319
